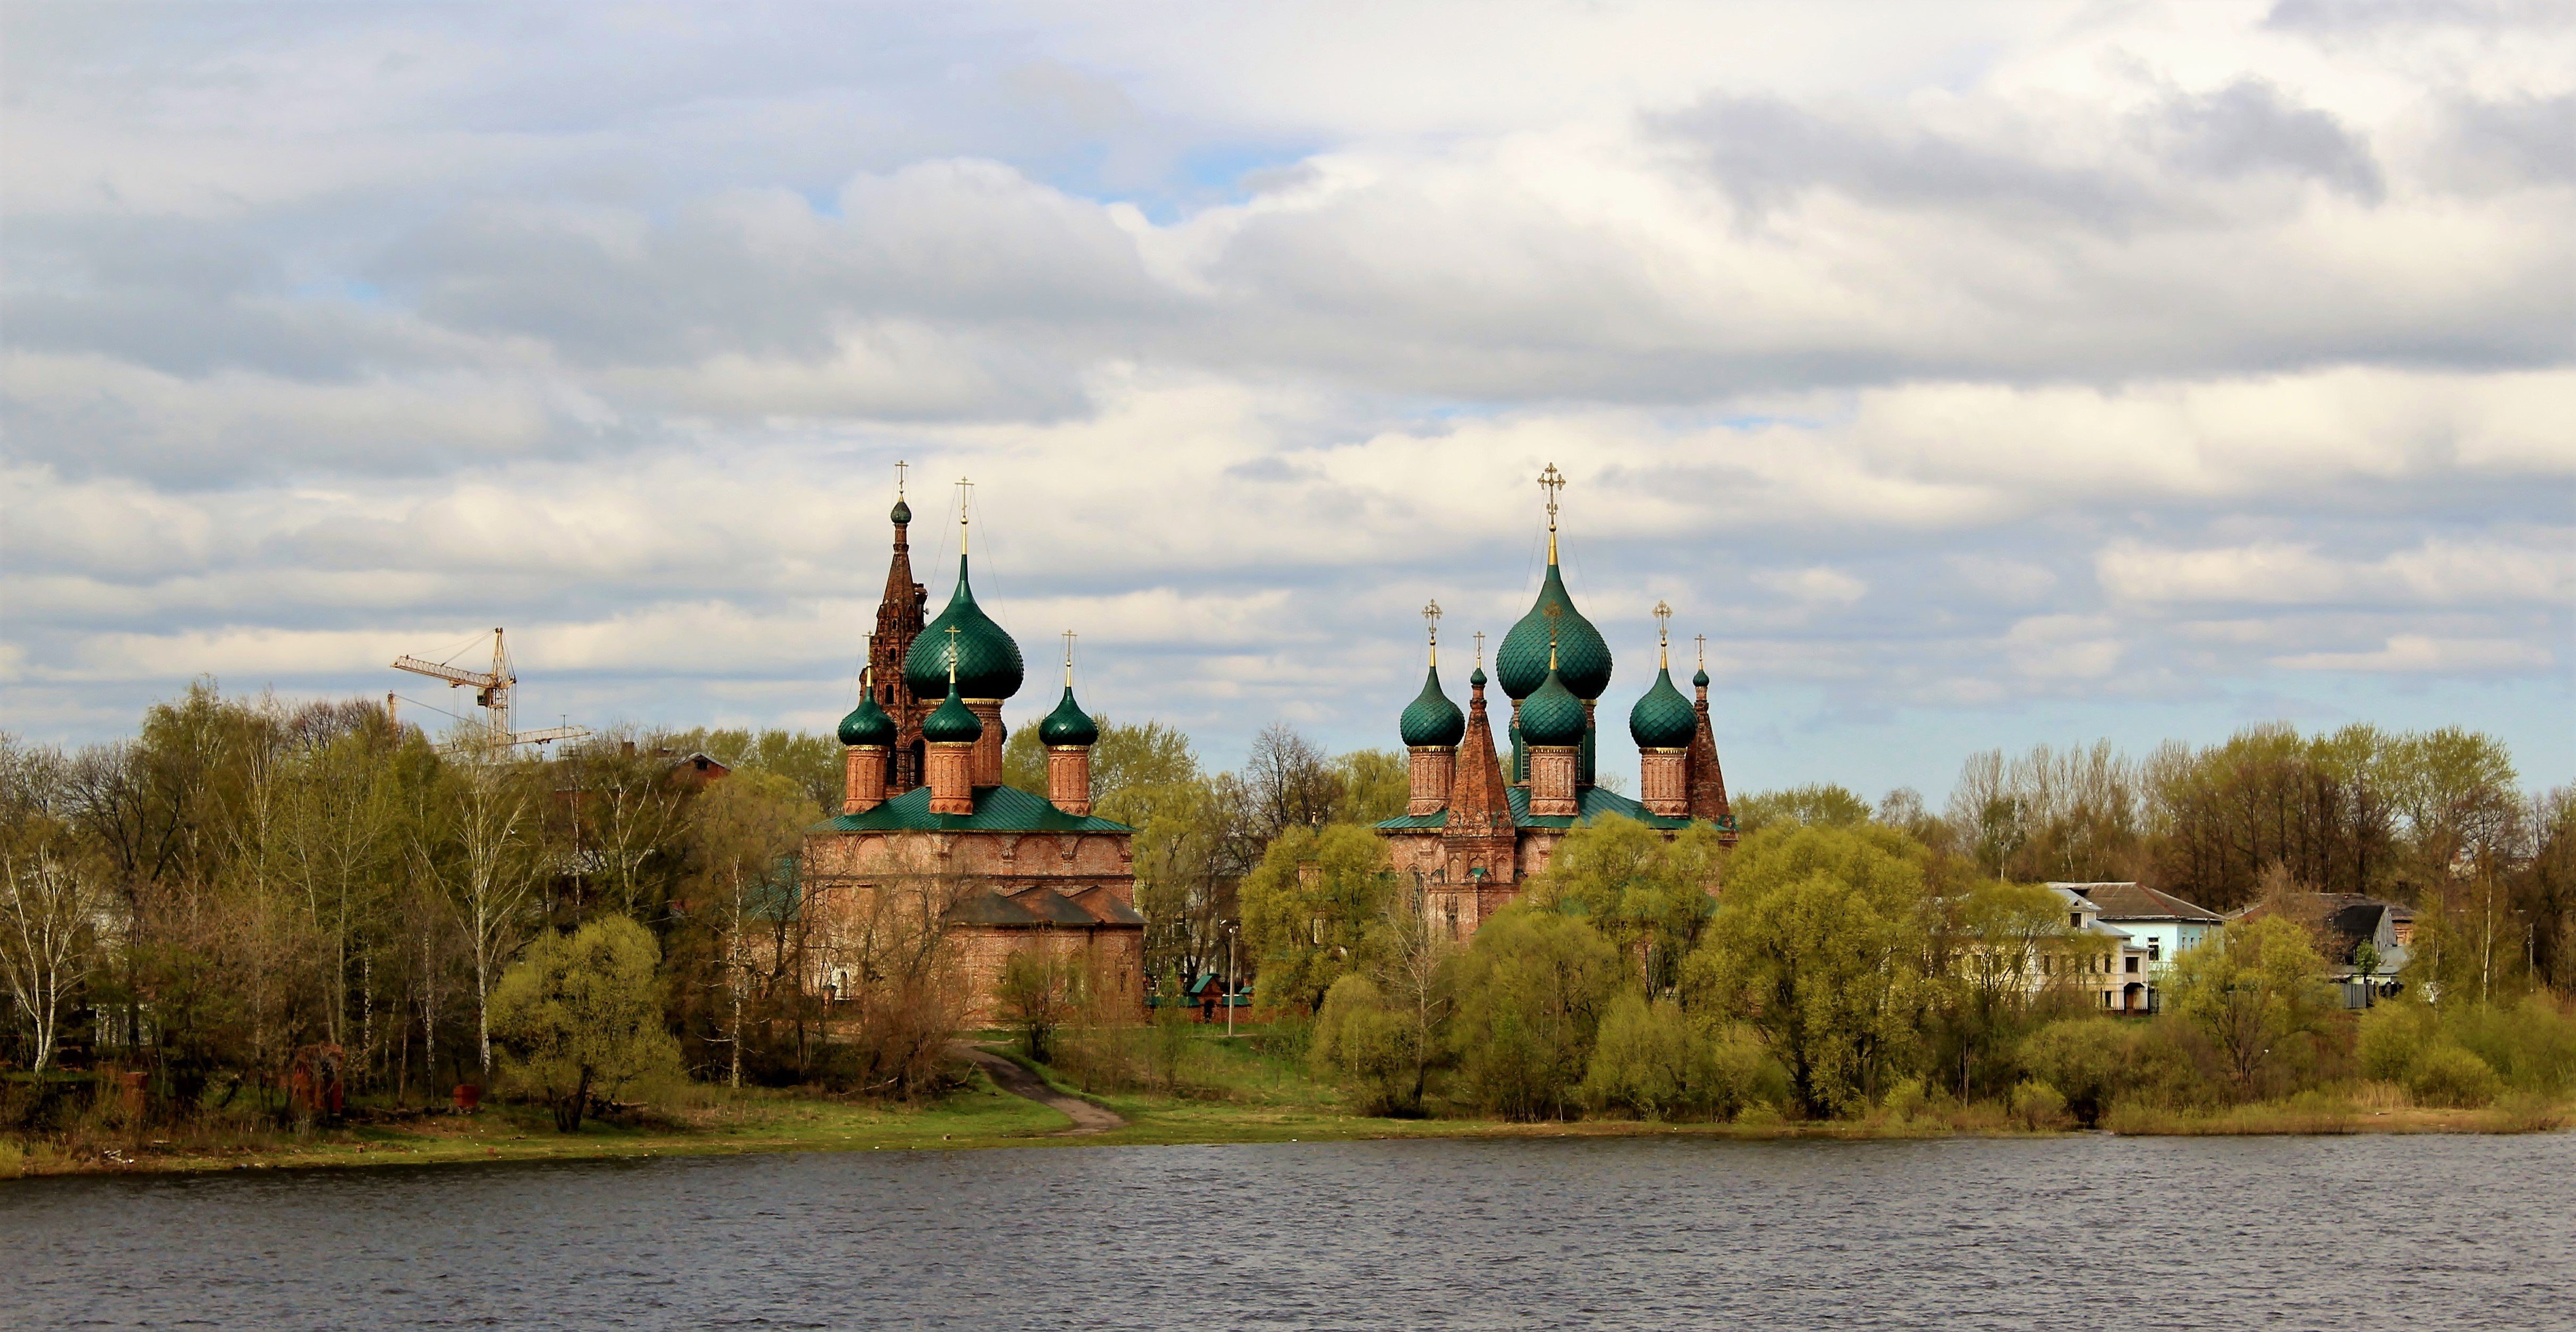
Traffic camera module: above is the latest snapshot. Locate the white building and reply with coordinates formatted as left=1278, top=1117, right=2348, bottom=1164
left=2053, top=881, right=2224, bottom=1014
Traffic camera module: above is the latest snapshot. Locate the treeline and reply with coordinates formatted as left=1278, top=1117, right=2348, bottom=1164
left=1278, top=815, right=2576, bottom=1126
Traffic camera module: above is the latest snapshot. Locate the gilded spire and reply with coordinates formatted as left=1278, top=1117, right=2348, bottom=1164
left=955, top=476, right=973, bottom=555
left=1423, top=598, right=1442, bottom=668
left=1654, top=600, right=1673, bottom=668
left=1062, top=629, right=1077, bottom=686
left=946, top=624, right=961, bottom=686
left=1538, top=462, right=1565, bottom=565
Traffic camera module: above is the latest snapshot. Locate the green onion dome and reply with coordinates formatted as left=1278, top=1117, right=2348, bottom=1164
left=1399, top=665, right=1465, bottom=748
left=1496, top=563, right=1612, bottom=700
left=837, top=694, right=897, bottom=747
left=1037, top=686, right=1098, bottom=747
left=921, top=681, right=984, bottom=744
left=1693, top=666, right=1710, bottom=689
left=891, top=497, right=912, bottom=525
left=1519, top=664, right=1589, bottom=748
left=903, top=555, right=1024, bottom=701
left=1470, top=665, right=1487, bottom=690
left=1628, top=667, right=1696, bottom=749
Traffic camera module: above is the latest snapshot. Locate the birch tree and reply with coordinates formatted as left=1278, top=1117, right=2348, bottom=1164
left=0, top=850, right=100, bottom=1074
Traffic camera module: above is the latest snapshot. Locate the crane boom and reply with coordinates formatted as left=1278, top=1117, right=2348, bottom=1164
left=389, top=627, right=587, bottom=756
left=391, top=656, right=498, bottom=690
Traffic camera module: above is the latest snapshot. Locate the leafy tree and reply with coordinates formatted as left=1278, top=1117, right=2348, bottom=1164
left=660, top=727, right=842, bottom=815
left=2018, top=1019, right=2132, bottom=1126
left=1332, top=749, right=1410, bottom=826
left=487, top=916, right=682, bottom=1132
left=1684, top=822, right=1929, bottom=1117
left=996, top=949, right=1082, bottom=1064
left=2167, top=913, right=2333, bottom=1100
left=1733, top=783, right=1872, bottom=837
left=680, top=770, right=817, bottom=1087
left=1527, top=815, right=1722, bottom=994
left=1236, top=824, right=1392, bottom=1015
left=1580, top=993, right=1693, bottom=1118
left=1447, top=905, right=1622, bottom=1121
left=1310, top=974, right=1418, bottom=1115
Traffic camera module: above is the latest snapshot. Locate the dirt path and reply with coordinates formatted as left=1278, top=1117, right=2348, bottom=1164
left=954, top=1044, right=1125, bottom=1135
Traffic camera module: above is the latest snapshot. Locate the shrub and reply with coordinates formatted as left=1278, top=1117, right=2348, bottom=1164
left=1880, top=1076, right=1930, bottom=1123
left=2009, top=1080, right=2070, bottom=1130
left=1689, top=1023, right=1787, bottom=1122
left=486, top=917, right=684, bottom=1133
left=2408, top=1045, right=2502, bottom=1109
left=2446, top=994, right=2576, bottom=1096
left=2356, top=1003, right=2437, bottom=1084
left=1448, top=906, right=1621, bottom=1121
left=2019, top=1019, right=2130, bottom=1127
left=1581, top=995, right=1691, bottom=1119
left=1311, top=974, right=1420, bottom=1116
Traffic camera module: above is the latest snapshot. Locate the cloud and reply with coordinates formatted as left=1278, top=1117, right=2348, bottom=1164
left=2272, top=633, right=2554, bottom=672
left=2098, top=537, right=2574, bottom=606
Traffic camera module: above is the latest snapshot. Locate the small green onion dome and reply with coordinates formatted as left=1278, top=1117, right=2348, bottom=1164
left=1496, top=563, right=1612, bottom=700
left=1399, top=665, right=1465, bottom=748
left=1628, top=667, right=1697, bottom=749
left=837, top=694, right=897, bottom=747
left=1693, top=666, right=1710, bottom=688
left=1037, top=686, right=1098, bottom=747
left=891, top=497, right=912, bottom=525
left=903, top=554, right=1024, bottom=701
left=1470, top=665, right=1487, bottom=690
left=921, top=682, right=983, bottom=744
left=1519, top=664, right=1589, bottom=748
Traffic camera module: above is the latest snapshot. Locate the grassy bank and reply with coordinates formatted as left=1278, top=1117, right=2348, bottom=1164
left=7, top=1028, right=2567, bottom=1181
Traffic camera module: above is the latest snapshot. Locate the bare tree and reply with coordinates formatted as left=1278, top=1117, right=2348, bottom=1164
left=0, top=850, right=101, bottom=1074
left=421, top=761, right=539, bottom=1075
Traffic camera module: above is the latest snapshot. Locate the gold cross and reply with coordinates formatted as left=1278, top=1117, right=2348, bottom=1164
left=1062, top=629, right=1078, bottom=685
left=1538, top=463, right=1565, bottom=528
left=955, top=476, right=973, bottom=552
left=1696, top=633, right=1707, bottom=671
left=1473, top=630, right=1486, bottom=667
left=945, top=624, right=962, bottom=684
left=894, top=460, right=907, bottom=498
left=1654, top=600, right=1672, bottom=666
left=1423, top=598, right=1442, bottom=650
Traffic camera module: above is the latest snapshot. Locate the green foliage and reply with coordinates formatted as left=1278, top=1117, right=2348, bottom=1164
left=2359, top=994, right=2576, bottom=1100
left=1236, top=824, right=1393, bottom=1015
left=1685, top=821, right=1929, bottom=1117
left=1529, top=815, right=1721, bottom=991
left=2009, top=1079, right=2071, bottom=1130
left=1733, top=783, right=1873, bottom=837
left=996, top=951, right=1082, bottom=1064
left=1310, top=974, right=1420, bottom=1115
left=657, top=727, right=842, bottom=815
left=1331, top=749, right=1410, bottom=827
left=487, top=917, right=682, bottom=1132
left=2409, top=1045, right=2503, bottom=1108
left=2019, top=1019, right=2133, bottom=1126
left=2168, top=914, right=2336, bottom=1100
left=1447, top=906, right=1622, bottom=1121
left=1558, top=992, right=1783, bottom=1123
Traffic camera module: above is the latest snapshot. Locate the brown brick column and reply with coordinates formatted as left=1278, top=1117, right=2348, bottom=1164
left=966, top=700, right=1005, bottom=786
left=1639, top=748, right=1687, bottom=817
left=1527, top=746, right=1579, bottom=818
left=843, top=745, right=887, bottom=813
left=1407, top=746, right=1456, bottom=816
left=1048, top=746, right=1093, bottom=815
left=927, top=742, right=977, bottom=815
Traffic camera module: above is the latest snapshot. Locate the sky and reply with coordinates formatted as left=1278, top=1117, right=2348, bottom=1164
left=3, top=0, right=2571, bottom=803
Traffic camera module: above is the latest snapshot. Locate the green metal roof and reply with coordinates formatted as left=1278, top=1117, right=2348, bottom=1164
left=1496, top=561, right=1612, bottom=701
left=1627, top=665, right=1696, bottom=749
left=1399, top=662, right=1466, bottom=747
left=1519, top=664, right=1588, bottom=746
left=1374, top=783, right=1702, bottom=833
left=815, top=782, right=1133, bottom=834
left=1037, top=684, right=1098, bottom=746
left=902, top=553, right=1026, bottom=701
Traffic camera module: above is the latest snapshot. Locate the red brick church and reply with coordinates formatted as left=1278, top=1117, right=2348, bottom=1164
left=1376, top=466, right=1736, bottom=937
left=799, top=480, right=1143, bottom=1023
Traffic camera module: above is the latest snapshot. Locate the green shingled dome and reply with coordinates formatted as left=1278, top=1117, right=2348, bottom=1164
left=903, top=554, right=1024, bottom=701
left=1693, top=666, right=1710, bottom=688
left=921, top=682, right=983, bottom=743
left=1496, top=563, right=1612, bottom=700
left=1037, top=686, right=1098, bottom=746
left=1470, top=665, right=1488, bottom=690
left=837, top=694, right=897, bottom=747
left=1628, top=666, right=1696, bottom=749
left=1519, top=665, right=1589, bottom=747
left=1399, top=664, right=1465, bottom=747
left=891, top=498, right=912, bottom=525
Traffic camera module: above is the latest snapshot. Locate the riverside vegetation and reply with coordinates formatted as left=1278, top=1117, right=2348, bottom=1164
left=3, top=684, right=2571, bottom=1178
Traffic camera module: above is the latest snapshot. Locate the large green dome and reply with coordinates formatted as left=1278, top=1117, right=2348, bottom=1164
left=921, top=682, right=984, bottom=744
left=1398, top=664, right=1465, bottom=747
left=1520, top=665, right=1588, bottom=748
left=1496, top=563, right=1612, bottom=700
left=1037, top=686, right=1098, bottom=747
left=1628, top=667, right=1696, bottom=749
left=838, top=693, right=897, bottom=747
left=903, top=554, right=1023, bottom=701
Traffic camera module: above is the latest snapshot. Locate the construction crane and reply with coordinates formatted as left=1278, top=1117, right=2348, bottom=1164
left=391, top=627, right=591, bottom=756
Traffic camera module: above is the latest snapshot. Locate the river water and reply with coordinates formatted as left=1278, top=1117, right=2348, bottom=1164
left=5, top=1133, right=2570, bottom=1329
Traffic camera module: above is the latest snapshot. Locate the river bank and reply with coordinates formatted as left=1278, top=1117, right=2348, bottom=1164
left=5, top=1051, right=2565, bottom=1180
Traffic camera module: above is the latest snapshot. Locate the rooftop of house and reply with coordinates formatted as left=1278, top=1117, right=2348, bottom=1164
left=2055, top=881, right=2224, bottom=923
